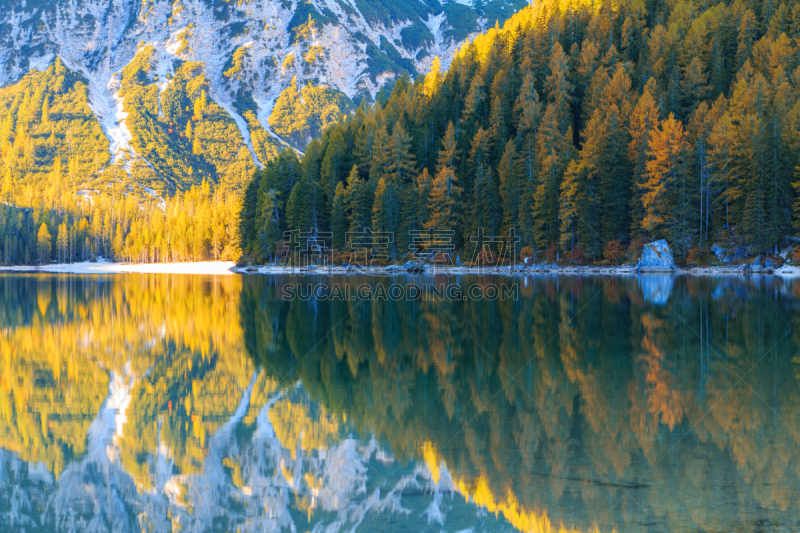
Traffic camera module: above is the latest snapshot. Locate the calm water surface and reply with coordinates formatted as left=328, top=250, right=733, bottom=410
left=1, top=273, right=799, bottom=532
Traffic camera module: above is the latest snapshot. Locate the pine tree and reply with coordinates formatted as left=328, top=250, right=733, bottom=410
left=643, top=113, right=694, bottom=256
left=628, top=86, right=660, bottom=236
left=37, top=223, right=51, bottom=264
left=681, top=57, right=710, bottom=117
left=559, top=159, right=582, bottom=253
left=50, top=157, right=62, bottom=207
left=384, top=122, right=416, bottom=185
left=436, top=122, right=459, bottom=174
left=461, top=73, right=486, bottom=126
left=498, top=138, right=519, bottom=235
left=1, top=169, right=12, bottom=202
left=194, top=90, right=208, bottom=120
left=516, top=132, right=539, bottom=248
left=792, top=165, right=800, bottom=235
left=488, top=95, right=508, bottom=159
left=321, top=130, right=346, bottom=201
left=57, top=222, right=68, bottom=262
left=371, top=177, right=404, bottom=256
left=736, top=10, right=758, bottom=72
left=466, top=127, right=493, bottom=242
left=346, top=166, right=372, bottom=234
left=544, top=42, right=572, bottom=130
left=414, top=167, right=432, bottom=229
left=286, top=178, right=324, bottom=233
left=261, top=188, right=281, bottom=259
left=577, top=111, right=606, bottom=259
left=427, top=167, right=462, bottom=233
left=369, top=124, right=390, bottom=183
left=741, top=115, right=771, bottom=252
left=466, top=166, right=501, bottom=251
left=331, top=181, right=347, bottom=249
left=41, top=95, right=50, bottom=124
left=514, top=73, right=542, bottom=138
left=533, top=104, right=572, bottom=250
left=600, top=105, right=631, bottom=242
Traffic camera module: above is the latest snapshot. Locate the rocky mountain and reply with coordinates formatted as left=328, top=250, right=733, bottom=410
left=0, top=0, right=525, bottom=195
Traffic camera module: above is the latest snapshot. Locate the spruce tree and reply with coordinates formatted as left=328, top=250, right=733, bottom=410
left=498, top=138, right=520, bottom=236
left=321, top=130, right=346, bottom=201
left=628, top=86, right=660, bottom=237
left=643, top=113, right=694, bottom=256
left=331, top=181, right=347, bottom=250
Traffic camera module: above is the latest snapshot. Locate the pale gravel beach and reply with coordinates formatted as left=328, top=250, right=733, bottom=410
left=232, top=263, right=800, bottom=276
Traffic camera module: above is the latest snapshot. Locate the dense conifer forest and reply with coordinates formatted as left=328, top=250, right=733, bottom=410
left=240, top=0, right=800, bottom=265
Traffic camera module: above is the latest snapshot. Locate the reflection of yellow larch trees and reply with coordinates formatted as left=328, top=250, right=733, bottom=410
left=245, top=275, right=800, bottom=533
left=0, top=327, right=108, bottom=476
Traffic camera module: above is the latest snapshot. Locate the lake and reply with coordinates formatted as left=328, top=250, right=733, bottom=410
left=1, top=273, right=799, bottom=532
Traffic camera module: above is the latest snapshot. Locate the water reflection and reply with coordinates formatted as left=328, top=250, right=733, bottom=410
left=0, top=273, right=799, bottom=532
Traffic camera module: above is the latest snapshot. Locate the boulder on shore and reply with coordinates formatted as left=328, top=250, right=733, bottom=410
left=638, top=240, right=677, bottom=272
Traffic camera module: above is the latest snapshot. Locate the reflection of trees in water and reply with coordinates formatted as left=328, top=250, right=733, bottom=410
left=242, top=274, right=800, bottom=532
left=0, top=274, right=250, bottom=486
left=2, top=274, right=508, bottom=532
left=0, top=275, right=353, bottom=531
left=2, top=273, right=800, bottom=531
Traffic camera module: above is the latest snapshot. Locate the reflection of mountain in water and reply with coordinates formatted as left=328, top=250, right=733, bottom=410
left=2, top=274, right=800, bottom=532
left=0, top=275, right=516, bottom=532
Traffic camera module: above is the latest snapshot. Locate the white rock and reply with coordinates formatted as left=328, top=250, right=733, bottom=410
left=638, top=240, right=677, bottom=272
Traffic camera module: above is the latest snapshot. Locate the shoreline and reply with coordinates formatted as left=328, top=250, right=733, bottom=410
left=0, top=261, right=236, bottom=275
left=2, top=261, right=799, bottom=277
left=232, top=263, right=800, bottom=277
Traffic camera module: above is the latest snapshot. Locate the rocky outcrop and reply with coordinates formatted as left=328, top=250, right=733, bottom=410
left=711, top=243, right=749, bottom=264
left=745, top=256, right=775, bottom=272
left=711, top=244, right=726, bottom=262
left=638, top=240, right=677, bottom=272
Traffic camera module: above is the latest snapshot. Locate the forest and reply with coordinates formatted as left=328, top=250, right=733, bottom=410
left=240, top=0, right=800, bottom=265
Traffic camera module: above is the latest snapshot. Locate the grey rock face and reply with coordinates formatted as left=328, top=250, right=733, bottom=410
left=638, top=240, right=676, bottom=272
left=747, top=256, right=763, bottom=271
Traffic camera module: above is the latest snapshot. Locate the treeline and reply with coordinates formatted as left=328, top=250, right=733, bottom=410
left=241, top=0, right=800, bottom=264
left=0, top=181, right=241, bottom=265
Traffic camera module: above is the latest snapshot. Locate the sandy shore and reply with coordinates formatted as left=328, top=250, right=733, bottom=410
left=0, top=261, right=236, bottom=275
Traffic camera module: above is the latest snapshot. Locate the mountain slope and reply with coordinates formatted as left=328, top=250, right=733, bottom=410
left=0, top=0, right=526, bottom=196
